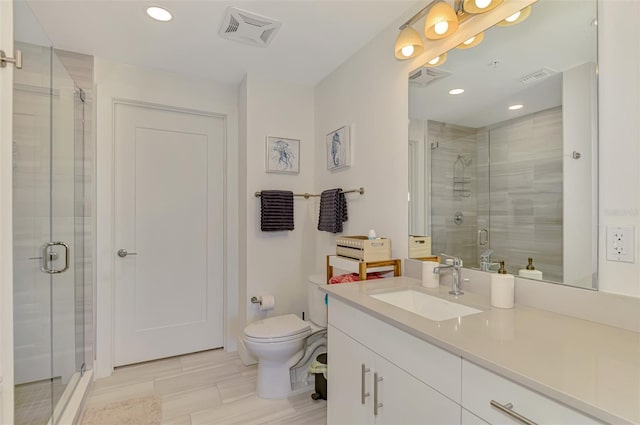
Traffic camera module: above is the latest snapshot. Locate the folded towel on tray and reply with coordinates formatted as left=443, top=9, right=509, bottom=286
left=328, top=273, right=384, bottom=284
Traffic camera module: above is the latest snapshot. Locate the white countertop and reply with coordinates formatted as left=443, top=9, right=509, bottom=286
left=321, top=276, right=640, bottom=424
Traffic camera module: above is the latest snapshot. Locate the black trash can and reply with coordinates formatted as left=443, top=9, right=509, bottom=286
left=310, top=353, right=327, bottom=400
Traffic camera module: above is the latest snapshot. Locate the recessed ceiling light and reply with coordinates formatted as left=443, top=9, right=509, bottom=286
left=146, top=6, right=172, bottom=22
left=509, top=104, right=524, bottom=110
left=449, top=88, right=465, bottom=95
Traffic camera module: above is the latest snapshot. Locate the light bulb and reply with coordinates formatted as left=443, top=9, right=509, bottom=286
left=428, top=56, right=441, bottom=65
left=449, top=88, right=465, bottom=95
left=401, top=45, right=415, bottom=57
left=463, top=36, right=476, bottom=45
left=505, top=11, right=521, bottom=22
left=434, top=21, right=449, bottom=35
left=474, top=0, right=491, bottom=9
left=509, top=104, right=523, bottom=110
left=146, top=6, right=172, bottom=21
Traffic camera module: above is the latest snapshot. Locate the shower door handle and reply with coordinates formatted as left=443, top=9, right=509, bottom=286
left=40, top=242, right=69, bottom=274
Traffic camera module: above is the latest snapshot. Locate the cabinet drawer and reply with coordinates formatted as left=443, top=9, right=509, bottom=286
left=329, top=297, right=461, bottom=403
left=462, top=360, right=602, bottom=424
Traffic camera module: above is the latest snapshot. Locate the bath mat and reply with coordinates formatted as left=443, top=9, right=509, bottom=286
left=80, top=394, right=162, bottom=425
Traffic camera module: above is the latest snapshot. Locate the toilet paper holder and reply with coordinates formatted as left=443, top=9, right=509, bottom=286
left=250, top=296, right=261, bottom=305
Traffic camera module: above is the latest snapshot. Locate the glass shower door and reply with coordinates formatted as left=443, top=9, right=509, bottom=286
left=13, top=3, right=86, bottom=423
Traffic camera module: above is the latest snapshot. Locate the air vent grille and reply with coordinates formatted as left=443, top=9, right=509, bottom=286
left=219, top=7, right=282, bottom=47
left=520, top=67, right=557, bottom=84
left=409, top=67, right=452, bottom=86
left=224, top=15, right=240, bottom=34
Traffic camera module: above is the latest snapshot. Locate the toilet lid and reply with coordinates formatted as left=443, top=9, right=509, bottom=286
left=244, top=314, right=310, bottom=339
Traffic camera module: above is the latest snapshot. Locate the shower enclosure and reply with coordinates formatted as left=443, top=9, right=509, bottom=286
left=426, top=107, right=564, bottom=281
left=12, top=3, right=92, bottom=424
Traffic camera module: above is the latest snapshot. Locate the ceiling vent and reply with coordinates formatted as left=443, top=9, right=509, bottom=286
left=219, top=7, right=282, bottom=48
left=520, top=67, right=557, bottom=85
left=409, top=67, right=452, bottom=87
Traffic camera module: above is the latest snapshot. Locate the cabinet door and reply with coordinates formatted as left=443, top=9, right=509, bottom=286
left=327, top=325, right=375, bottom=425
left=374, top=354, right=461, bottom=425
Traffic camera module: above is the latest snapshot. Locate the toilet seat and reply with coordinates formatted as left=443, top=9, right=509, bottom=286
left=244, top=314, right=311, bottom=343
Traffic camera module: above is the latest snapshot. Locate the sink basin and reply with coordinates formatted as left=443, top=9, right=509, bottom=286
left=370, top=289, right=482, bottom=321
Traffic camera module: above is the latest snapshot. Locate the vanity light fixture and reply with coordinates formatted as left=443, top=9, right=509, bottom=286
left=146, top=6, right=173, bottom=22
left=394, top=26, right=425, bottom=59
left=424, top=1, right=459, bottom=40
left=449, top=88, right=465, bottom=95
left=425, top=53, right=448, bottom=67
left=496, top=5, right=531, bottom=26
left=456, top=31, right=484, bottom=49
left=394, top=0, right=510, bottom=60
left=462, top=0, right=503, bottom=14
left=508, top=104, right=524, bottom=110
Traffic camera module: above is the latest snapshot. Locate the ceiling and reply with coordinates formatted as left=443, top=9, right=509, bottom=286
left=20, top=0, right=417, bottom=87
left=409, top=0, right=598, bottom=128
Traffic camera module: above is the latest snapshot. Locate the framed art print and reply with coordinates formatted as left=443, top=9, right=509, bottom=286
left=326, top=125, right=350, bottom=171
left=266, top=136, right=300, bottom=174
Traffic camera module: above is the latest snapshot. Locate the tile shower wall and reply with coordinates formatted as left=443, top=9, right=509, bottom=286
left=479, top=107, right=563, bottom=281
left=429, top=107, right=563, bottom=280
left=429, top=121, right=479, bottom=267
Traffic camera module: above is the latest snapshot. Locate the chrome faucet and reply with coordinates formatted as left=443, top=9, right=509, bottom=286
left=479, top=249, right=499, bottom=272
left=433, top=254, right=463, bottom=296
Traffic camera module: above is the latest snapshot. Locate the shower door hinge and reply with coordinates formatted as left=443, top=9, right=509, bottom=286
left=0, top=49, right=22, bottom=69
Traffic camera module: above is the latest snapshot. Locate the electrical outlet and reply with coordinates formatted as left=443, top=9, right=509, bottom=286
left=606, top=226, right=635, bottom=263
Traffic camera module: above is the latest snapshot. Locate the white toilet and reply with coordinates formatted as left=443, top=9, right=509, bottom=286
left=242, top=274, right=327, bottom=399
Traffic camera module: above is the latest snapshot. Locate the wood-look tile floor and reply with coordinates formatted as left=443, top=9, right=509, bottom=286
left=82, top=349, right=327, bottom=425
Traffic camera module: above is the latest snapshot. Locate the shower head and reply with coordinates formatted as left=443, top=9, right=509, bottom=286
left=457, top=155, right=472, bottom=166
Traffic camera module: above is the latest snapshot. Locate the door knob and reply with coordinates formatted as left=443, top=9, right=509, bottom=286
left=117, top=249, right=137, bottom=258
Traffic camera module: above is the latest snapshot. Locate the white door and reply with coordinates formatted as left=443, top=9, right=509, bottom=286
left=114, top=101, right=224, bottom=366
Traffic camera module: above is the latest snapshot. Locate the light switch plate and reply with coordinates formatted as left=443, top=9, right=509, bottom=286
left=606, top=226, right=635, bottom=263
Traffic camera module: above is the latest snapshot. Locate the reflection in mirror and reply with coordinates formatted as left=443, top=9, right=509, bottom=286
left=408, top=0, right=598, bottom=289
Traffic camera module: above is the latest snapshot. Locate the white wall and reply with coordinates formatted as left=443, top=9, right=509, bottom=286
left=563, top=62, right=598, bottom=289
left=597, top=0, right=640, bottom=297
left=94, top=59, right=239, bottom=377
left=314, top=0, right=639, bottom=298
left=314, top=28, right=410, bottom=269
left=240, top=74, right=316, bottom=325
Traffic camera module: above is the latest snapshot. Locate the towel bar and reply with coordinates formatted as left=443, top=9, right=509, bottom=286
left=254, top=187, right=364, bottom=199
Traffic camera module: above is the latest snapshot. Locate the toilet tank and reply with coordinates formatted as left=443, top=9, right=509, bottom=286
left=307, top=274, right=328, bottom=327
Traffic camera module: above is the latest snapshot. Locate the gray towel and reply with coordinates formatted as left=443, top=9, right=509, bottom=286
left=260, top=190, right=294, bottom=231
left=318, top=188, right=348, bottom=233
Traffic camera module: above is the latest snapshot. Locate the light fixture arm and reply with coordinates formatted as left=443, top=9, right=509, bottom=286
left=399, top=0, right=438, bottom=30
left=399, top=0, right=467, bottom=30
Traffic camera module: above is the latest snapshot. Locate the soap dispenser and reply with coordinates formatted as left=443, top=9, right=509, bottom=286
left=491, top=261, right=514, bottom=309
left=518, top=257, right=543, bottom=280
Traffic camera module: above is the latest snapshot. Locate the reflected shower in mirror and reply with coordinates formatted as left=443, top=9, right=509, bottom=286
left=408, top=0, right=598, bottom=289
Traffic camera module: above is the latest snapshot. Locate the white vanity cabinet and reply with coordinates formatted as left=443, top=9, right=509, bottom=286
left=461, top=360, right=603, bottom=425
left=327, top=298, right=461, bottom=425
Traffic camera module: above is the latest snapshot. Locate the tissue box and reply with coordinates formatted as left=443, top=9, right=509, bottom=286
left=336, top=236, right=391, bottom=262
left=408, top=235, right=431, bottom=258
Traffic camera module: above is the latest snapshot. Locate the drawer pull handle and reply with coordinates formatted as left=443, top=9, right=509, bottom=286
left=361, top=364, right=370, bottom=404
left=490, top=400, right=538, bottom=425
left=374, top=373, right=383, bottom=416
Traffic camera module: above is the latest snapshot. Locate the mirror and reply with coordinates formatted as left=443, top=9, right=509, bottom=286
left=408, top=0, right=598, bottom=289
